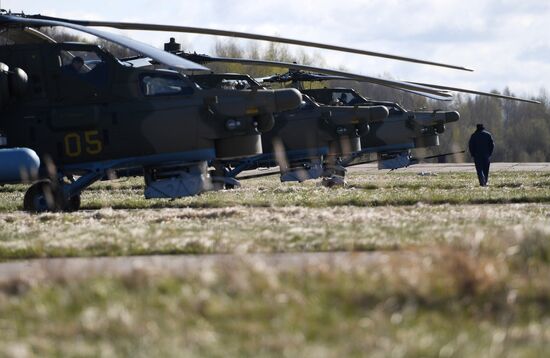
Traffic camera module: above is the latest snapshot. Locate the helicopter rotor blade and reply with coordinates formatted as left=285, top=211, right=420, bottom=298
left=258, top=71, right=452, bottom=101
left=406, top=81, right=540, bottom=104
left=183, top=55, right=454, bottom=98
left=387, top=88, right=453, bottom=101
left=0, top=14, right=209, bottom=72
left=29, top=15, right=473, bottom=72
left=216, top=55, right=533, bottom=104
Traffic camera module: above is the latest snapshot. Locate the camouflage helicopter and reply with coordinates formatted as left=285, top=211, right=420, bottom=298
left=0, top=13, right=300, bottom=212
left=1, top=12, right=479, bottom=211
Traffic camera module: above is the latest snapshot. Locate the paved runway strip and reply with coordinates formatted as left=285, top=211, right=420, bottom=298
left=0, top=252, right=418, bottom=284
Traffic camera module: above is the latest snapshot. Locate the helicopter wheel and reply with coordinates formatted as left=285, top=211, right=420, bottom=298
left=321, top=175, right=346, bottom=188
left=23, top=180, right=59, bottom=212
left=334, top=168, right=346, bottom=177
left=23, top=181, right=81, bottom=212
left=65, top=194, right=81, bottom=212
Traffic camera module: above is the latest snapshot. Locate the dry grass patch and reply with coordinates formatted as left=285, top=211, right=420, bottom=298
left=0, top=204, right=549, bottom=259
left=1, top=244, right=550, bottom=356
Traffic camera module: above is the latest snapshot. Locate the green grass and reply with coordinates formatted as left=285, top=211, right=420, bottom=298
left=2, top=171, right=550, bottom=212
left=1, top=170, right=550, bottom=356
left=0, top=171, right=549, bottom=259
left=0, top=204, right=549, bottom=259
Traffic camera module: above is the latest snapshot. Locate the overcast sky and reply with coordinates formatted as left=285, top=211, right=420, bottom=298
left=4, top=0, right=549, bottom=98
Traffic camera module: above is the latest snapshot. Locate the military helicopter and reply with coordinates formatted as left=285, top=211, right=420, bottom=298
left=0, top=12, right=485, bottom=211
left=296, top=86, right=459, bottom=169
left=0, top=13, right=303, bottom=211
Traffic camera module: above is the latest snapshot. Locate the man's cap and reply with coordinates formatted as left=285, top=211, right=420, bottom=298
left=476, top=123, right=484, bottom=130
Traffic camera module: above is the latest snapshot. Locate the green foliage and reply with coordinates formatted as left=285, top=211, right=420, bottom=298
left=435, top=90, right=550, bottom=162
left=210, top=39, right=322, bottom=79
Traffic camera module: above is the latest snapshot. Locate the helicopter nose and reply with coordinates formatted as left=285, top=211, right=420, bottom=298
left=274, top=88, right=302, bottom=112
left=445, top=111, right=460, bottom=123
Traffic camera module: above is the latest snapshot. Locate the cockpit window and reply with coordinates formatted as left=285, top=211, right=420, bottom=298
left=58, top=49, right=108, bottom=88
left=218, top=79, right=253, bottom=90
left=332, top=92, right=349, bottom=104
left=141, top=74, right=194, bottom=96
left=331, top=91, right=363, bottom=105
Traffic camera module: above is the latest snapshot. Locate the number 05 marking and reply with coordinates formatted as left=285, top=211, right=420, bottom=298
left=63, top=130, right=103, bottom=157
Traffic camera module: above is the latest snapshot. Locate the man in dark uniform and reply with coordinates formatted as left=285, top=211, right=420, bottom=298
left=469, top=124, right=495, bottom=186
left=61, top=56, right=84, bottom=75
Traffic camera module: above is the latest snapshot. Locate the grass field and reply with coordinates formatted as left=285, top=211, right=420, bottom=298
left=1, top=170, right=550, bottom=356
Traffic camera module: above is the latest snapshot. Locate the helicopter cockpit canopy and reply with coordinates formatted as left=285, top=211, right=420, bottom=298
left=141, top=72, right=194, bottom=96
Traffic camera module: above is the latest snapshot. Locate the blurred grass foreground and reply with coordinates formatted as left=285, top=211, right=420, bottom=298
left=0, top=170, right=550, bottom=356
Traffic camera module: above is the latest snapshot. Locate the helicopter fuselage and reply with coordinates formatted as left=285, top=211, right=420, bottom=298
left=0, top=43, right=291, bottom=167
left=302, top=88, right=459, bottom=150
left=0, top=42, right=302, bottom=208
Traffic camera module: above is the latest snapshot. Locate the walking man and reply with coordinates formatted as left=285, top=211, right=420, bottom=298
left=469, top=124, right=495, bottom=186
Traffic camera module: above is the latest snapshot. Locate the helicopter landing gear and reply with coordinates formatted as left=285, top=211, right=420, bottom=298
left=208, top=175, right=241, bottom=190
left=208, top=163, right=241, bottom=191
left=23, top=180, right=57, bottom=212
left=280, top=159, right=324, bottom=182
left=23, top=180, right=81, bottom=212
left=22, top=169, right=103, bottom=213
left=321, top=163, right=347, bottom=188
left=321, top=175, right=346, bottom=188
left=65, top=194, right=82, bottom=212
